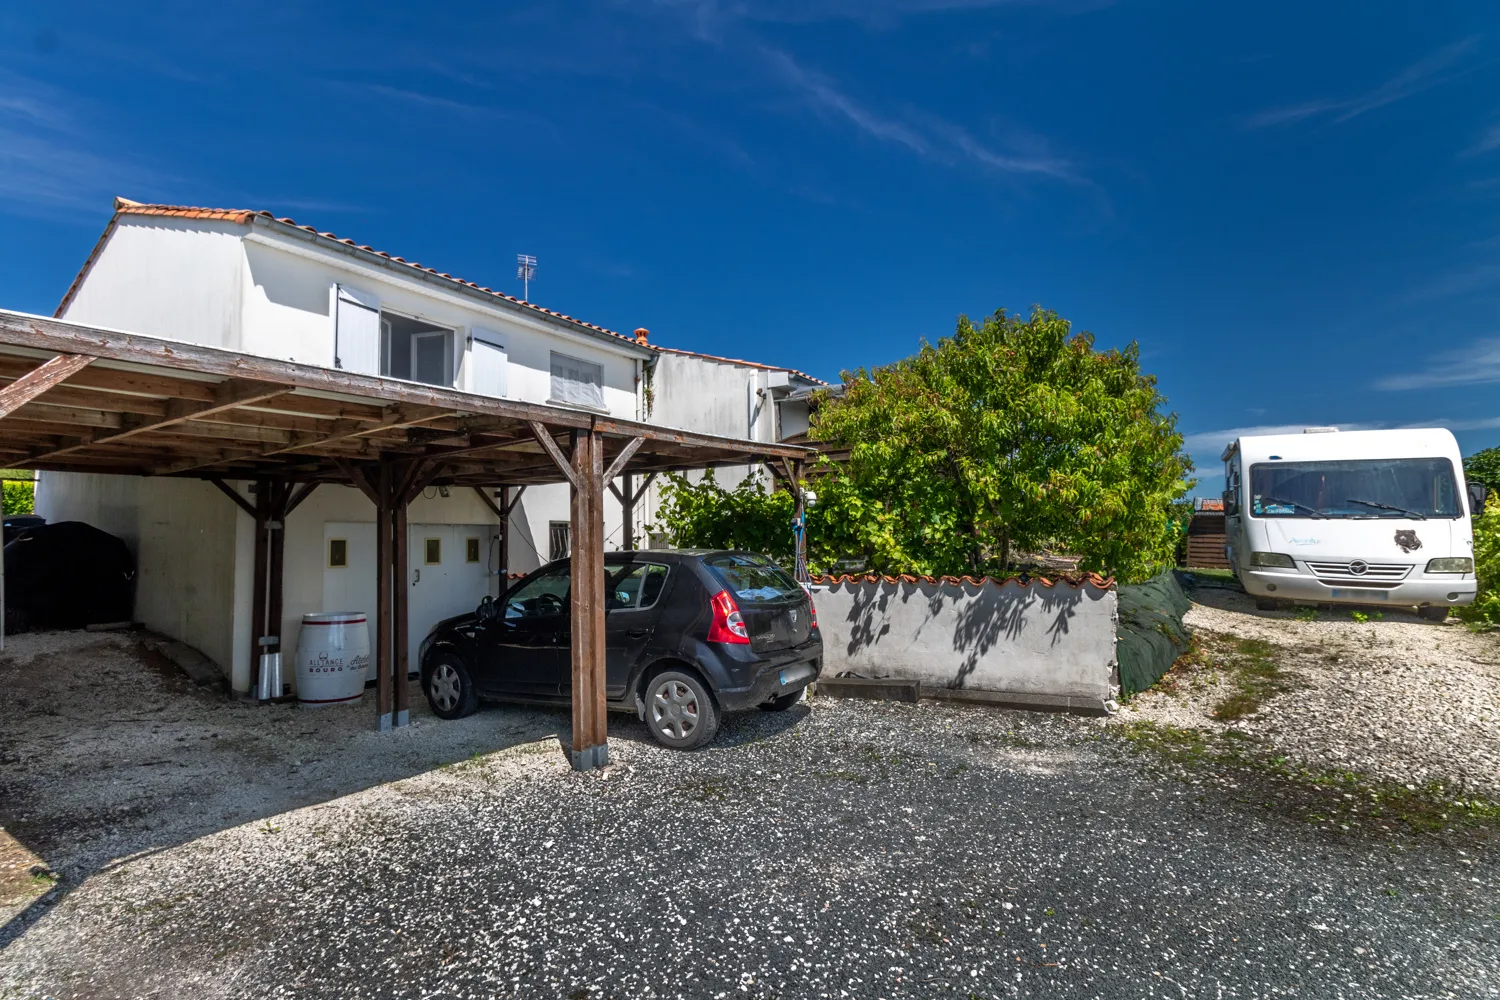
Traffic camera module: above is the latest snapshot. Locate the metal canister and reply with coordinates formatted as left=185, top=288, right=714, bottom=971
left=257, top=652, right=283, bottom=701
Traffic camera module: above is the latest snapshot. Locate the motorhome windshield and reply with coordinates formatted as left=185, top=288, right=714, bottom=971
left=1248, top=458, right=1461, bottom=519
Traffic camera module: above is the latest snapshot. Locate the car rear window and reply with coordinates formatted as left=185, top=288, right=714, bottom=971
left=704, top=553, right=803, bottom=603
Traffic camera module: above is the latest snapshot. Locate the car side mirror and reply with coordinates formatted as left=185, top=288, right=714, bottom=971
left=1221, top=489, right=1238, bottom=516
left=477, top=595, right=496, bottom=621
left=1469, top=482, right=1488, bottom=513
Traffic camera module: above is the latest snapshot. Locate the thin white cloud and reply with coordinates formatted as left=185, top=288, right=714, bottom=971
left=0, top=73, right=174, bottom=220
left=1243, top=38, right=1478, bottom=130
left=652, top=0, right=1101, bottom=31
left=1394, top=262, right=1500, bottom=304
left=1375, top=336, right=1500, bottom=390
left=1466, top=121, right=1500, bottom=157
left=761, top=47, right=1078, bottom=180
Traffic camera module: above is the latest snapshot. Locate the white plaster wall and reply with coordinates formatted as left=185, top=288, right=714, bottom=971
left=34, top=472, right=243, bottom=684
left=811, top=578, right=1119, bottom=707
left=239, top=233, right=641, bottom=418
left=637, top=353, right=778, bottom=533
left=60, top=218, right=246, bottom=350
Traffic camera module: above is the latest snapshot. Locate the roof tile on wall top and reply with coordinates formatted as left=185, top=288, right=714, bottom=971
left=810, top=572, right=1116, bottom=590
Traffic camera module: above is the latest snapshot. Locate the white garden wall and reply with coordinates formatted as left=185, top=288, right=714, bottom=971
left=811, top=575, right=1119, bottom=712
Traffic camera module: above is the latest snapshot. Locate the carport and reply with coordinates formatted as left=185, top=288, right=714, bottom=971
left=0, top=309, right=815, bottom=770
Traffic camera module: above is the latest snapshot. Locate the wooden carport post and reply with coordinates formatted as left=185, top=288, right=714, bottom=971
left=211, top=477, right=319, bottom=698
left=530, top=420, right=624, bottom=770
left=337, top=457, right=437, bottom=730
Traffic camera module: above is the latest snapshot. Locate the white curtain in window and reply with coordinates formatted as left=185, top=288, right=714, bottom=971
left=334, top=284, right=380, bottom=375
left=550, top=352, right=604, bottom=409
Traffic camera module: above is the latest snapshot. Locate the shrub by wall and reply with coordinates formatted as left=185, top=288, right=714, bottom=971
left=1457, top=494, right=1500, bottom=630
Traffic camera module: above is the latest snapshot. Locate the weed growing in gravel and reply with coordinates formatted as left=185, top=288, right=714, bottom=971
left=1294, top=607, right=1318, bottom=622
left=1116, top=720, right=1500, bottom=838
left=1211, top=637, right=1295, bottom=720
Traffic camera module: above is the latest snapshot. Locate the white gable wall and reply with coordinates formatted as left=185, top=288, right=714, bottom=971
left=60, top=217, right=246, bottom=350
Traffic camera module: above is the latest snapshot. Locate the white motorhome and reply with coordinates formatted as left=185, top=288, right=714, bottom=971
left=1221, top=428, right=1485, bottom=620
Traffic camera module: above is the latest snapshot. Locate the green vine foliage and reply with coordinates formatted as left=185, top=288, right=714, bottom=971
left=647, top=470, right=876, bottom=576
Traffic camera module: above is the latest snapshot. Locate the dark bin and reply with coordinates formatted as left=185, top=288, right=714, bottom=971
left=3, top=521, right=135, bottom=632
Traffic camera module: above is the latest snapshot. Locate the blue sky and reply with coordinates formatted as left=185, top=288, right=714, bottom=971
left=2, top=1, right=1499, bottom=495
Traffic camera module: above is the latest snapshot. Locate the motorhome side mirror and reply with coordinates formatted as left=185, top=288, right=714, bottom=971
left=1470, top=483, right=1488, bottom=513
left=1221, top=489, right=1238, bottom=515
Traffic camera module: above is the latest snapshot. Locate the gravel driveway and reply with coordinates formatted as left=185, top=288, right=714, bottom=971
left=2, top=630, right=1498, bottom=999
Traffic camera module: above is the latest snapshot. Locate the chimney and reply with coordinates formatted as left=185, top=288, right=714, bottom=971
left=634, top=327, right=650, bottom=345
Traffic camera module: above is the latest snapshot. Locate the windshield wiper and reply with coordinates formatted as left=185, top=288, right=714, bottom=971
left=1257, top=495, right=1325, bottom=517
left=1344, top=498, right=1426, bottom=520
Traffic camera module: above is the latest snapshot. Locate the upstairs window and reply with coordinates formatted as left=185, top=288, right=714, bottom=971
left=382, top=312, right=454, bottom=387
left=550, top=352, right=605, bottom=410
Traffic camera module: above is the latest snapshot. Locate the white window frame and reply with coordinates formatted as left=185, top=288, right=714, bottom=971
left=378, top=308, right=456, bottom=388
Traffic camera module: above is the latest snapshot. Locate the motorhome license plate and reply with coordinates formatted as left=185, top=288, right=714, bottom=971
left=1329, top=589, right=1387, bottom=600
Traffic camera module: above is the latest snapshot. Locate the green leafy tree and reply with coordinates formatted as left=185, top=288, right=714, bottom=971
left=1464, top=446, right=1500, bottom=493
left=812, top=307, right=1193, bottom=582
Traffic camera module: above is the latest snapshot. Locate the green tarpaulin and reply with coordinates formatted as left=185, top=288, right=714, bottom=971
left=1116, top=570, right=1192, bottom=695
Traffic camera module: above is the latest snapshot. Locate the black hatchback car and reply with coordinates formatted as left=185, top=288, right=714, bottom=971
left=417, top=550, right=822, bottom=749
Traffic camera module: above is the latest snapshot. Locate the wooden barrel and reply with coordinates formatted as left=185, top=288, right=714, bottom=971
left=293, top=612, right=370, bottom=707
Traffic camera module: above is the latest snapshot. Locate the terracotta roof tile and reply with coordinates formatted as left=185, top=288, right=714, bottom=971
left=654, top=345, right=829, bottom=386
left=56, top=198, right=648, bottom=351
left=810, top=571, right=1115, bottom=590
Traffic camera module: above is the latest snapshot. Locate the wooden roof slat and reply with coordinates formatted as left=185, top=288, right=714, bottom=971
left=24, top=379, right=292, bottom=463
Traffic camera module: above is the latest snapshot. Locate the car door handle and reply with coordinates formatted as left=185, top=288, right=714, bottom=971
left=626, top=628, right=651, bottom=638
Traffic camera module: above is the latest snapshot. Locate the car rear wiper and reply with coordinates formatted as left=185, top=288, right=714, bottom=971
left=1257, top=495, right=1325, bottom=517
left=1344, top=498, right=1426, bottom=520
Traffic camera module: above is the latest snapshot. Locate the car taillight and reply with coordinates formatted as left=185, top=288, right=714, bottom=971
left=808, top=597, right=817, bottom=630
left=707, top=589, right=750, bottom=644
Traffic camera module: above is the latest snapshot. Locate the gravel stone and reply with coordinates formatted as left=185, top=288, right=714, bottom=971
left=2, top=629, right=1497, bottom=998
left=1127, top=587, right=1500, bottom=796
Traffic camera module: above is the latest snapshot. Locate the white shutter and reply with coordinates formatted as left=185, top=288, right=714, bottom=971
left=470, top=328, right=508, bottom=398
left=334, top=284, right=381, bottom=375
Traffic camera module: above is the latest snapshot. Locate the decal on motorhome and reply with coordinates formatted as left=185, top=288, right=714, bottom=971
left=1394, top=530, right=1422, bottom=553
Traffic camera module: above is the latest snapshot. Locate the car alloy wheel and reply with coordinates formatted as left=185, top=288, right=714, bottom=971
left=429, top=662, right=462, bottom=713
left=650, top=677, right=701, bottom=742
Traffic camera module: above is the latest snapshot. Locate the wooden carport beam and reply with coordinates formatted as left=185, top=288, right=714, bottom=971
left=472, top=485, right=526, bottom=578
left=529, top=421, right=579, bottom=489
left=607, top=470, right=656, bottom=551
left=0, top=354, right=95, bottom=418
left=26, top=379, right=292, bottom=462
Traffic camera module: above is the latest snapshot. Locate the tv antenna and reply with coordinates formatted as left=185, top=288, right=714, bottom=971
left=516, top=254, right=537, bottom=300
